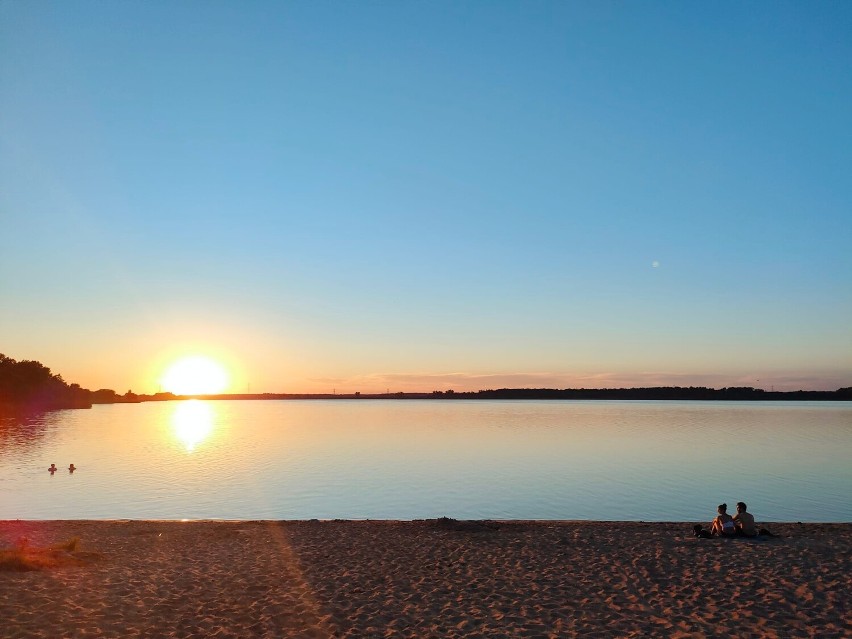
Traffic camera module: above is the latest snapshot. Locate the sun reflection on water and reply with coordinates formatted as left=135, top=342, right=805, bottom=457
left=171, top=400, right=214, bottom=452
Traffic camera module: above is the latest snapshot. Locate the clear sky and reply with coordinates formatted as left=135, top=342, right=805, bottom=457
left=2, top=1, right=850, bottom=393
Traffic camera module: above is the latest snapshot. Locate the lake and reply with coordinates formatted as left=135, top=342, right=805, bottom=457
left=1, top=400, right=850, bottom=522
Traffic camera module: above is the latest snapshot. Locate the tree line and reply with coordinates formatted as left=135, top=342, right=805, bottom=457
left=433, top=386, right=852, bottom=401
left=2, top=352, right=849, bottom=414
left=0, top=353, right=136, bottom=413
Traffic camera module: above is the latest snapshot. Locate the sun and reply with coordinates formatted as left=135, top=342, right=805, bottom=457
left=161, top=355, right=230, bottom=395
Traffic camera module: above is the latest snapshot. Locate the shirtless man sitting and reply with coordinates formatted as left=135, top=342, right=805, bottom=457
left=733, top=501, right=758, bottom=537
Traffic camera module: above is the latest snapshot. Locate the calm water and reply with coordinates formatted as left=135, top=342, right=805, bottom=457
left=1, top=400, right=850, bottom=522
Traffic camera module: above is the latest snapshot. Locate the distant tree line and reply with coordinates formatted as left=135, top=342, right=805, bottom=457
left=427, top=386, right=852, bottom=401
left=0, top=353, right=147, bottom=414
left=194, top=386, right=851, bottom=401
left=2, top=353, right=850, bottom=414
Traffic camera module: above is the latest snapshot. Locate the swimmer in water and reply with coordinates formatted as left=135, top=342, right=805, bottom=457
left=48, top=463, right=57, bottom=473
left=69, top=464, right=76, bottom=473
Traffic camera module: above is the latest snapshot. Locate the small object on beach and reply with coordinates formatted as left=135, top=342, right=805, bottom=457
left=48, top=464, right=57, bottom=473
left=68, top=464, right=76, bottom=473
left=693, top=524, right=713, bottom=539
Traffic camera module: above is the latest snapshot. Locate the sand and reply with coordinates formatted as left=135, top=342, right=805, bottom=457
left=1, top=520, right=849, bottom=638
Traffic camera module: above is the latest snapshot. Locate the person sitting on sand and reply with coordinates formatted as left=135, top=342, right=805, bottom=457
left=733, top=501, right=758, bottom=537
left=711, top=503, right=736, bottom=536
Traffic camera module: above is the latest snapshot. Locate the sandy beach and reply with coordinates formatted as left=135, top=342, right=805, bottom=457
left=1, top=520, right=849, bottom=638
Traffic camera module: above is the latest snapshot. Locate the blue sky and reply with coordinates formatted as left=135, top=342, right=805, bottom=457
left=1, top=1, right=850, bottom=392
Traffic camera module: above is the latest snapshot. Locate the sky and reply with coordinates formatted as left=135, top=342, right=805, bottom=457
left=1, top=1, right=850, bottom=394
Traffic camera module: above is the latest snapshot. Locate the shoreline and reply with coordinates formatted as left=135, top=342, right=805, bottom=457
left=3, top=520, right=850, bottom=638
left=6, top=386, right=850, bottom=418
left=4, top=517, right=852, bottom=524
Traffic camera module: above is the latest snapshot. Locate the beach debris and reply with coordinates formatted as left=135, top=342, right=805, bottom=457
left=432, top=517, right=501, bottom=533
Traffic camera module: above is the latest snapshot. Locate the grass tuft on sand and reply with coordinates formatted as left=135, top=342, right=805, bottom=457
left=0, top=537, right=98, bottom=572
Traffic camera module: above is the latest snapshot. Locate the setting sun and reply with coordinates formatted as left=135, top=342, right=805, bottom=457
left=161, top=356, right=230, bottom=395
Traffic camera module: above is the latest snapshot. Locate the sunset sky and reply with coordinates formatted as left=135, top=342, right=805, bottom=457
left=2, top=2, right=850, bottom=394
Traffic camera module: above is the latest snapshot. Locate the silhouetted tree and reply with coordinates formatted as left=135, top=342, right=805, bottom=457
left=0, top=353, right=91, bottom=412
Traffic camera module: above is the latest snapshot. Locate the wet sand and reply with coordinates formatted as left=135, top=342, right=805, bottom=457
left=1, top=520, right=850, bottom=638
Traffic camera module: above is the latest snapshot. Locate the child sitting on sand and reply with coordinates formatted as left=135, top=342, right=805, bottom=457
left=710, top=503, right=736, bottom=536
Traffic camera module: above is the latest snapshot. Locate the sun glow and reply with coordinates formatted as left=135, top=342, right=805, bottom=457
left=161, top=355, right=230, bottom=395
